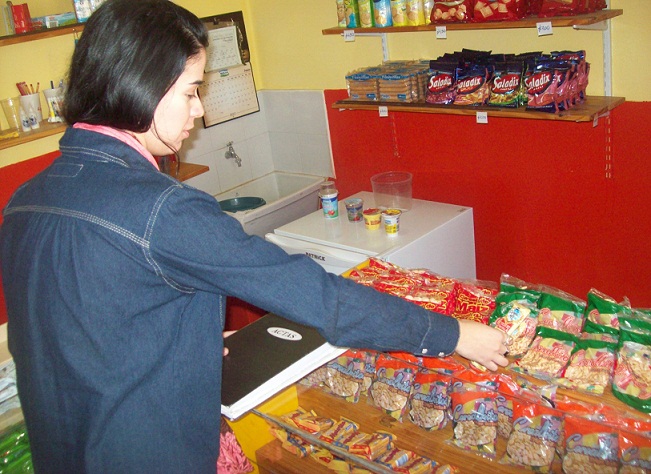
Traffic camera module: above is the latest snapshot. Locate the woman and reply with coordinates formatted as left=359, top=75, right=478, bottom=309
left=0, top=0, right=508, bottom=472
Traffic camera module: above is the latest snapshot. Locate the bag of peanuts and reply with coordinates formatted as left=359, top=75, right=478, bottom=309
left=499, top=400, right=563, bottom=472
left=612, top=309, right=651, bottom=412
left=325, top=350, right=366, bottom=403
left=408, top=369, right=452, bottom=431
left=536, top=286, right=586, bottom=338
left=561, top=415, right=619, bottom=474
left=583, top=287, right=630, bottom=337
left=556, top=332, right=618, bottom=395
left=618, top=428, right=651, bottom=474
left=448, top=383, right=499, bottom=460
left=510, top=334, right=575, bottom=381
left=369, top=353, right=416, bottom=421
left=490, top=290, right=540, bottom=357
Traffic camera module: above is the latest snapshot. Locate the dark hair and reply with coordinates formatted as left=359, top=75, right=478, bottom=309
left=63, top=0, right=208, bottom=132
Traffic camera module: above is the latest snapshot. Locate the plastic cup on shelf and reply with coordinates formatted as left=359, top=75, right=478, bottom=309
left=1, top=97, right=21, bottom=131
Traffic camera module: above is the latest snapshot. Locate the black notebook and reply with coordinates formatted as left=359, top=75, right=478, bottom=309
left=220, top=313, right=346, bottom=420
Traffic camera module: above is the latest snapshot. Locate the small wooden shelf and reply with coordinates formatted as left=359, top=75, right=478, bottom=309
left=177, top=162, right=209, bottom=182
left=0, top=122, right=66, bottom=150
left=0, top=23, right=85, bottom=47
left=332, top=95, right=624, bottom=123
left=322, top=9, right=623, bottom=35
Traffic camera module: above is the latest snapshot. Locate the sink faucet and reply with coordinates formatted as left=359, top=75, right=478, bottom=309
left=225, top=141, right=242, bottom=167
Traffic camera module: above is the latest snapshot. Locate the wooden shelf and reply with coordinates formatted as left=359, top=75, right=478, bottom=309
left=332, top=95, right=625, bottom=122
left=177, top=162, right=209, bottom=182
left=322, top=9, right=622, bottom=35
left=0, top=23, right=85, bottom=47
left=0, top=122, right=66, bottom=150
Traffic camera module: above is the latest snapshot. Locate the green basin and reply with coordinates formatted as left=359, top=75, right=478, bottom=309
left=219, top=196, right=266, bottom=212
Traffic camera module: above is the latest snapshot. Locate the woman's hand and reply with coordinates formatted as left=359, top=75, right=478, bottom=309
left=223, top=330, right=236, bottom=356
left=454, top=320, right=509, bottom=371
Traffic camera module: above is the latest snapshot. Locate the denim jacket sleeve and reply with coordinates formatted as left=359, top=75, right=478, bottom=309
left=148, top=183, right=460, bottom=357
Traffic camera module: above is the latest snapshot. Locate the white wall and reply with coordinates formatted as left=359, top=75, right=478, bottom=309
left=182, top=90, right=334, bottom=195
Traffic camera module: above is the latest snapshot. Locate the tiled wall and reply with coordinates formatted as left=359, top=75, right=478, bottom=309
left=181, top=90, right=334, bottom=196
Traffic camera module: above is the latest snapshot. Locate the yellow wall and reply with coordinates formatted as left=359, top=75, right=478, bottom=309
left=1, top=0, right=648, bottom=166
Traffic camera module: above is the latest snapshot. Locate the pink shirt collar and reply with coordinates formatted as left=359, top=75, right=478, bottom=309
left=73, top=123, right=160, bottom=170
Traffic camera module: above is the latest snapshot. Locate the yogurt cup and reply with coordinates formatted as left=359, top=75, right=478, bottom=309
left=382, top=209, right=402, bottom=235
left=363, top=208, right=381, bottom=230
left=344, top=198, right=364, bottom=222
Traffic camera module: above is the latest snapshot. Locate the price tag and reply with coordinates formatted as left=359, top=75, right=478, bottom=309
left=343, top=29, right=355, bottom=42
left=536, top=21, right=553, bottom=36
left=379, top=106, right=388, bottom=117
left=436, top=26, right=447, bottom=39
left=476, top=111, right=488, bottom=124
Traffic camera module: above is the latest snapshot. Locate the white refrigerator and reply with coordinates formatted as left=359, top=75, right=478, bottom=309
left=265, top=191, right=476, bottom=279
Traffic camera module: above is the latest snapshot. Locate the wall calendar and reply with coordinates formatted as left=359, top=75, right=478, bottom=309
left=199, top=64, right=259, bottom=127
left=199, top=12, right=259, bottom=127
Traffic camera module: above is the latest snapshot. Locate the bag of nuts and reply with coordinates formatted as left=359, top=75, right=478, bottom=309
left=499, top=400, right=563, bottom=472
left=369, top=354, right=416, bottom=421
left=448, top=383, right=499, bottom=460
left=561, top=415, right=619, bottom=474
left=408, top=369, right=452, bottom=431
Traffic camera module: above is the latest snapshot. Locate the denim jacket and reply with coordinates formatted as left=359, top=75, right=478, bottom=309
left=0, top=127, right=459, bottom=473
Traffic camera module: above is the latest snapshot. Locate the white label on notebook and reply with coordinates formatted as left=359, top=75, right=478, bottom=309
left=267, top=327, right=303, bottom=341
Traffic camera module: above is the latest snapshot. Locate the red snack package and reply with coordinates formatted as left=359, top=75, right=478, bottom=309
left=452, top=279, right=499, bottom=324
left=448, top=386, right=499, bottom=459
left=408, top=370, right=452, bottom=431
left=369, top=354, right=416, bottom=421
left=500, top=401, right=563, bottom=472
left=473, top=0, right=526, bottom=22
left=431, top=0, right=473, bottom=22
left=562, top=415, right=619, bottom=474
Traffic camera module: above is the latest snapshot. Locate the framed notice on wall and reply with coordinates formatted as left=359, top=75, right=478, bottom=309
left=200, top=12, right=259, bottom=127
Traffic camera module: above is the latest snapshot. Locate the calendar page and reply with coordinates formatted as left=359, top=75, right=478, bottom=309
left=199, top=63, right=259, bottom=127
left=200, top=11, right=259, bottom=127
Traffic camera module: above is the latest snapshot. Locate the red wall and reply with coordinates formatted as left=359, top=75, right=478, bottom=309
left=0, top=151, right=60, bottom=325
left=325, top=89, right=651, bottom=307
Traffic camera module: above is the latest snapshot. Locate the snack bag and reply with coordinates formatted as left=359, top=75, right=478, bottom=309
left=556, top=332, right=618, bottom=395
left=583, top=287, right=629, bottom=337
left=426, top=60, right=457, bottom=105
left=299, top=365, right=329, bottom=389
left=408, top=370, right=452, bottom=431
left=451, top=279, right=499, bottom=324
left=495, top=373, right=521, bottom=439
left=448, top=386, right=499, bottom=459
left=612, top=310, right=651, bottom=412
left=325, top=350, right=366, bottom=403
left=420, top=354, right=466, bottom=375
left=536, top=288, right=586, bottom=338
left=612, top=340, right=651, bottom=413
left=375, top=447, right=414, bottom=468
left=562, top=415, right=619, bottom=474
left=500, top=401, right=563, bottom=472
left=319, top=417, right=360, bottom=445
left=488, top=60, right=524, bottom=108
left=490, top=290, right=540, bottom=357
left=510, top=336, right=575, bottom=381
left=473, top=0, right=526, bottom=22
left=403, top=277, right=458, bottom=315
left=348, top=430, right=394, bottom=460
left=430, top=0, right=472, bottom=22
left=369, top=354, right=416, bottom=421
left=619, top=428, right=651, bottom=474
